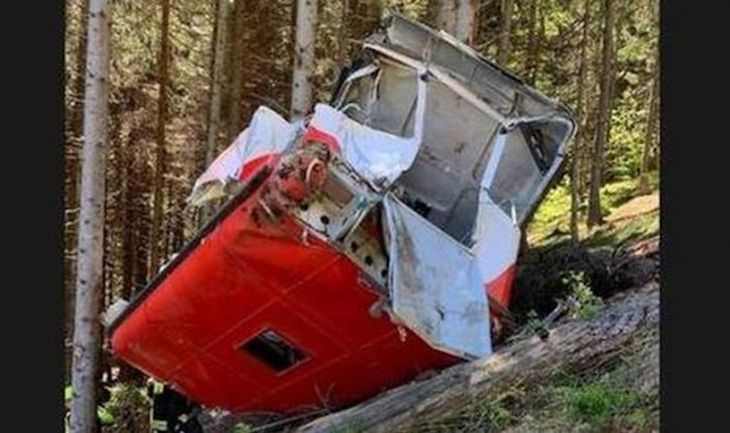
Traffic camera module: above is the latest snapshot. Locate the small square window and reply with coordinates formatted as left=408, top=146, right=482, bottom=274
left=239, top=330, right=307, bottom=373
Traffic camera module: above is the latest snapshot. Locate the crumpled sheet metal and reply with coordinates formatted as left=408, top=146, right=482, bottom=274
left=188, top=106, right=299, bottom=207
left=306, top=73, right=427, bottom=191
left=383, top=194, right=492, bottom=360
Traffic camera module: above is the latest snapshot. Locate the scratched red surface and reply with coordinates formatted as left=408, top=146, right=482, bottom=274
left=111, top=170, right=466, bottom=413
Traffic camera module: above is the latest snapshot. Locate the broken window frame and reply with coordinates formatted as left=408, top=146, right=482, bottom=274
left=239, top=329, right=309, bottom=374
left=332, top=43, right=575, bottom=235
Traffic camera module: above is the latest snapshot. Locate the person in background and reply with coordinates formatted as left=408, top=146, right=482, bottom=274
left=147, top=378, right=203, bottom=433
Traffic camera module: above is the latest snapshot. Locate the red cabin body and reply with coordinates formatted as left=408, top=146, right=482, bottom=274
left=110, top=15, right=575, bottom=415
left=111, top=171, right=460, bottom=412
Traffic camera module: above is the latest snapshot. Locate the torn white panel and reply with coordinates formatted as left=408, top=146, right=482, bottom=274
left=305, top=74, right=427, bottom=191
left=472, top=191, right=521, bottom=286
left=383, top=194, right=492, bottom=360
left=188, top=106, right=299, bottom=206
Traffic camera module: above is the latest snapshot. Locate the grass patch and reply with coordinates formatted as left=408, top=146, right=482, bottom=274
left=543, top=375, right=655, bottom=432
left=551, top=380, right=638, bottom=426
left=527, top=173, right=659, bottom=248
left=585, top=211, right=659, bottom=250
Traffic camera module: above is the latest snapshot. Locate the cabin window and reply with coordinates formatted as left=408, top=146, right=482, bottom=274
left=337, top=62, right=418, bottom=137
left=240, top=330, right=307, bottom=373
left=487, top=129, right=545, bottom=222
left=486, top=120, right=570, bottom=223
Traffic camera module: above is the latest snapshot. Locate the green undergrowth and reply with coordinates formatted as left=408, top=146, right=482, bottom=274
left=527, top=172, right=659, bottom=247
left=509, top=173, right=659, bottom=321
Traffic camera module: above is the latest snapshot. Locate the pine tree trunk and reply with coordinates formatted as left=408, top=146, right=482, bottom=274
left=338, top=0, right=350, bottom=66
left=346, top=0, right=381, bottom=59
left=570, top=0, right=591, bottom=244
left=639, top=5, right=659, bottom=193
left=205, top=0, right=232, bottom=166
left=66, top=0, right=90, bottom=385
left=290, top=0, right=318, bottom=121
left=638, top=49, right=659, bottom=193
left=435, top=0, right=477, bottom=43
left=587, top=0, right=615, bottom=228
left=149, top=0, right=171, bottom=278
left=454, top=0, right=478, bottom=44
left=70, top=0, right=110, bottom=431
left=435, top=0, right=457, bottom=35
left=120, top=134, right=134, bottom=301
left=497, top=0, right=515, bottom=66
left=523, top=0, right=539, bottom=84
left=201, top=0, right=232, bottom=224
left=228, top=0, right=247, bottom=142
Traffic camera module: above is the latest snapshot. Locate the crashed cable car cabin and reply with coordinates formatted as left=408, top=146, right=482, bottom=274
left=109, top=16, right=575, bottom=414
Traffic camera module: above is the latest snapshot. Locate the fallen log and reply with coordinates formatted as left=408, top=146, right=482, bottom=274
left=297, top=282, right=659, bottom=433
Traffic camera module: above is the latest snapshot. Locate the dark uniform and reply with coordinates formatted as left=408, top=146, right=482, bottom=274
left=147, top=379, right=204, bottom=433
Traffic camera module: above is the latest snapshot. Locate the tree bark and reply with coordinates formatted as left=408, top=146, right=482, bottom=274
left=205, top=0, right=232, bottom=167
left=454, top=0, right=478, bottom=44
left=228, top=0, right=247, bottom=143
left=296, top=283, right=659, bottom=433
left=639, top=38, right=659, bottom=193
left=66, top=0, right=90, bottom=385
left=290, top=0, right=318, bottom=121
left=149, top=0, right=171, bottom=278
left=587, top=0, right=616, bottom=228
left=435, top=0, right=478, bottom=44
left=435, top=0, right=456, bottom=35
left=346, top=0, right=381, bottom=60
left=337, top=0, right=350, bottom=67
left=201, top=0, right=232, bottom=224
left=497, top=0, right=515, bottom=66
left=638, top=64, right=658, bottom=194
left=523, top=0, right=539, bottom=84
left=570, top=0, right=591, bottom=244
left=70, top=0, right=110, bottom=432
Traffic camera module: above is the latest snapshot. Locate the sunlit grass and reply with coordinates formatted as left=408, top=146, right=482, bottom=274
left=527, top=172, right=659, bottom=247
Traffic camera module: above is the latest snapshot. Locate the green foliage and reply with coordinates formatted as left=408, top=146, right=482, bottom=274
left=531, top=182, right=572, bottom=230
left=549, top=379, right=640, bottom=428
left=233, top=423, right=254, bottom=433
left=527, top=173, right=659, bottom=248
left=101, top=383, right=150, bottom=433
left=600, top=178, right=640, bottom=214
left=562, top=271, right=603, bottom=320
left=97, top=405, right=115, bottom=426
left=586, top=211, right=659, bottom=250
left=63, top=385, right=118, bottom=426
left=524, top=309, right=543, bottom=331
left=479, top=398, right=514, bottom=430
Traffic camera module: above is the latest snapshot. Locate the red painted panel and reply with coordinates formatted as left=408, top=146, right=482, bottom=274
left=486, top=264, right=517, bottom=308
left=111, top=175, right=461, bottom=413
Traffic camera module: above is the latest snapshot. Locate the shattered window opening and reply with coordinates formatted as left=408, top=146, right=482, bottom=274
left=240, top=330, right=307, bottom=373
left=485, top=120, right=569, bottom=222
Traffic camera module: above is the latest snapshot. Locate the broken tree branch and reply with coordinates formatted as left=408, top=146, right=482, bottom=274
left=297, top=283, right=659, bottom=433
